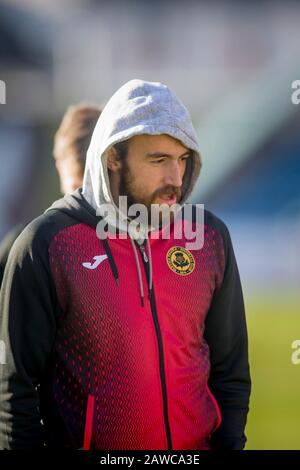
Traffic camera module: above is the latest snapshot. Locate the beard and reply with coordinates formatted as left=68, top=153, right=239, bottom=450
left=118, top=159, right=182, bottom=230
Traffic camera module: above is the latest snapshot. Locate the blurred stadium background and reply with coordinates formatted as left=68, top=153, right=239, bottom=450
left=0, top=0, right=299, bottom=449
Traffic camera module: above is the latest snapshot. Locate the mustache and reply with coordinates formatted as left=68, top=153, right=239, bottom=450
left=153, top=186, right=181, bottom=200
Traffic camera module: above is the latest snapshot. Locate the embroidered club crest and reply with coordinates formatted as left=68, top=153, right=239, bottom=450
left=166, top=246, right=195, bottom=276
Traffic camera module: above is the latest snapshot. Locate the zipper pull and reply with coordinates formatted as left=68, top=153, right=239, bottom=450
left=139, top=244, right=148, bottom=263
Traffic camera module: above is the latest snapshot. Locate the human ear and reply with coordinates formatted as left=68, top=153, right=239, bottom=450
left=106, top=146, right=121, bottom=172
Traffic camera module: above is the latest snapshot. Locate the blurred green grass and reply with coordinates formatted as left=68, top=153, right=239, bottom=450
left=244, top=293, right=300, bottom=449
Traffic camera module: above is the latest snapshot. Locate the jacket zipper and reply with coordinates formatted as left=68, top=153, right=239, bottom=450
left=138, top=242, right=172, bottom=450
left=139, top=243, right=149, bottom=263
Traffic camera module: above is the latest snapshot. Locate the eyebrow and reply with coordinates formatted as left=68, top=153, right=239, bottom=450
left=145, top=151, right=191, bottom=159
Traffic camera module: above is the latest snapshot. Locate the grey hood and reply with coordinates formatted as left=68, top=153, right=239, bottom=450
left=82, top=79, right=202, bottom=306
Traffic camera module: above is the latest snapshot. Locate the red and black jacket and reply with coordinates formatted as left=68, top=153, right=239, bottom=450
left=0, top=188, right=251, bottom=450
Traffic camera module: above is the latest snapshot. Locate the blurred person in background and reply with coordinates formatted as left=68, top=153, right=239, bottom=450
left=0, top=103, right=102, bottom=286
left=0, top=80, right=250, bottom=450
left=53, top=103, right=102, bottom=195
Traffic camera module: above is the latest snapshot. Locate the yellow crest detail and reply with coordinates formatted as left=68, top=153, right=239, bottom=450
left=166, top=246, right=195, bottom=276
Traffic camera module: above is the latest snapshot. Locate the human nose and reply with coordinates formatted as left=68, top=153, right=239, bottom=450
left=163, top=161, right=183, bottom=187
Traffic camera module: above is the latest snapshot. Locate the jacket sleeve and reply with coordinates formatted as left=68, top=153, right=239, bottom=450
left=0, top=223, right=25, bottom=287
left=0, top=220, right=58, bottom=449
left=204, top=221, right=251, bottom=450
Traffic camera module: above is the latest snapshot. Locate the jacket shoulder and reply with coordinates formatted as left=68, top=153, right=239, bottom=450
left=6, top=209, right=78, bottom=264
left=204, top=208, right=230, bottom=238
left=187, top=204, right=231, bottom=239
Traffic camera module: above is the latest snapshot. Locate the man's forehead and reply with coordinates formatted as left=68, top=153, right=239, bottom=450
left=128, top=133, right=189, bottom=155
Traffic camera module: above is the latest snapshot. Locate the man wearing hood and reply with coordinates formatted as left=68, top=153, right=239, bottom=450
left=0, top=80, right=251, bottom=450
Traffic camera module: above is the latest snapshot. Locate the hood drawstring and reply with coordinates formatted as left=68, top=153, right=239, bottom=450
left=101, top=233, right=153, bottom=308
left=130, top=236, right=153, bottom=307
left=101, top=238, right=119, bottom=286
left=130, top=238, right=145, bottom=307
